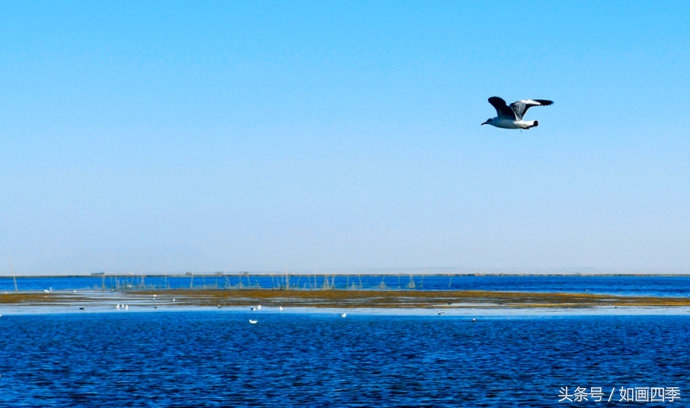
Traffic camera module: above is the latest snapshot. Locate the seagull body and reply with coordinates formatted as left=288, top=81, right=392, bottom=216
left=482, top=96, right=553, bottom=129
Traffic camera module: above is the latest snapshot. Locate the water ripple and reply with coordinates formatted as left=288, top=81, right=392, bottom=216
left=0, top=312, right=688, bottom=407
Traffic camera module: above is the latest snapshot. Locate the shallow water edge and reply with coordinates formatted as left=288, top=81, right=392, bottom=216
left=3, top=275, right=690, bottom=316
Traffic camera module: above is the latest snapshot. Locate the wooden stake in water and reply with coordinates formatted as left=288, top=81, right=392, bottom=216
left=8, top=258, right=18, bottom=292
left=407, top=275, right=416, bottom=289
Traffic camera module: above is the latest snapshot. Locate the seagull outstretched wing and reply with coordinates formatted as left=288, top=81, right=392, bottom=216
left=488, top=97, right=516, bottom=120
left=510, top=99, right=554, bottom=119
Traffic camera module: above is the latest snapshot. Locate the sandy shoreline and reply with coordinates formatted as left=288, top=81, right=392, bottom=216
left=2, top=289, right=690, bottom=313
left=134, top=288, right=690, bottom=308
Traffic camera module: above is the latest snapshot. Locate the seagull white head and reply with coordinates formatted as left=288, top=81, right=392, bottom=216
left=482, top=96, right=553, bottom=129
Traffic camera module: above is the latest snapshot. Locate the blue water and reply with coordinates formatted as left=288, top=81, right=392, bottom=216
left=3, top=274, right=690, bottom=297
left=0, top=311, right=688, bottom=407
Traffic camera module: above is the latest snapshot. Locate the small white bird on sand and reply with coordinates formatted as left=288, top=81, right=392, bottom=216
left=482, top=96, right=553, bottom=129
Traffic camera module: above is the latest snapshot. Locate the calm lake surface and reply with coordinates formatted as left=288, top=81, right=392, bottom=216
left=3, top=274, right=690, bottom=296
left=1, top=311, right=688, bottom=407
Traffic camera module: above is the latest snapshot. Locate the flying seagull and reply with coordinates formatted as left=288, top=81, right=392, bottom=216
left=482, top=96, right=553, bottom=129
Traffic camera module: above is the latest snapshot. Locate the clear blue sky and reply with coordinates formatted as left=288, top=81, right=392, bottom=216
left=2, top=2, right=689, bottom=275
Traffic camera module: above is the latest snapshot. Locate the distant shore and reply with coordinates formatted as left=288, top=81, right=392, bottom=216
left=2, top=288, right=690, bottom=310
left=3, top=271, right=690, bottom=278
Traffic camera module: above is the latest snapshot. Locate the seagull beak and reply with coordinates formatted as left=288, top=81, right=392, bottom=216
left=481, top=120, right=488, bottom=126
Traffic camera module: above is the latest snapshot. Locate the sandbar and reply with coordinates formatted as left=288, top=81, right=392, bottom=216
left=2, top=289, right=690, bottom=312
